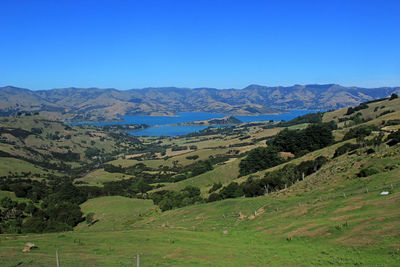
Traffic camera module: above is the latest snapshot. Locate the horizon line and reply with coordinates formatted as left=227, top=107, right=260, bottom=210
left=2, top=83, right=400, bottom=91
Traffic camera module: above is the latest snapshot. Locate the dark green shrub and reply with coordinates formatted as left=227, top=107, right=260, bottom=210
left=334, top=143, right=360, bottom=157
left=343, top=125, right=378, bottom=141
left=219, top=182, right=244, bottom=199
left=207, top=193, right=221, bottom=202
left=387, top=130, right=400, bottom=146
left=389, top=93, right=398, bottom=100
left=186, top=155, right=199, bottom=160
left=357, top=167, right=379, bottom=177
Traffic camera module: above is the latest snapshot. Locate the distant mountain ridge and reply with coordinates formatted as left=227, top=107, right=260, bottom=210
left=0, top=84, right=399, bottom=122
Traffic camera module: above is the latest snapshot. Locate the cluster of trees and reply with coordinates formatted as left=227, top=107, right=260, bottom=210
left=333, top=143, right=360, bottom=158
left=208, top=156, right=329, bottom=202
left=51, top=151, right=80, bottom=162
left=151, top=155, right=329, bottom=211
left=342, top=125, right=378, bottom=141
left=0, top=127, right=32, bottom=139
left=183, top=160, right=213, bottom=177
left=102, top=155, right=233, bottom=192
left=171, top=145, right=188, bottom=151
left=150, top=186, right=203, bottom=211
left=277, top=112, right=323, bottom=127
left=239, top=123, right=334, bottom=177
left=377, top=110, right=395, bottom=118
left=271, top=123, right=335, bottom=156
left=255, top=156, right=328, bottom=192
left=173, top=155, right=232, bottom=180
left=239, top=147, right=283, bottom=176
left=383, top=119, right=400, bottom=126
left=346, top=103, right=369, bottom=115
left=104, top=163, right=150, bottom=175
left=0, top=178, right=95, bottom=233
left=206, top=182, right=244, bottom=202
left=103, top=177, right=153, bottom=197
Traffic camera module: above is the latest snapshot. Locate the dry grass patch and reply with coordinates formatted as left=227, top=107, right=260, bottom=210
left=334, top=205, right=363, bottom=213
left=279, top=206, right=308, bottom=218
left=286, top=223, right=330, bottom=238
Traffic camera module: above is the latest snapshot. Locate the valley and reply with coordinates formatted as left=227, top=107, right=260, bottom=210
left=0, top=95, right=399, bottom=266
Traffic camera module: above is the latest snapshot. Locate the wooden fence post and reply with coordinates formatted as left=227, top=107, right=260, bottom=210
left=56, top=249, right=60, bottom=267
left=137, top=253, right=140, bottom=267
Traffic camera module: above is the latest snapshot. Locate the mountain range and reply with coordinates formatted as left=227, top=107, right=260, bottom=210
left=0, top=84, right=399, bottom=121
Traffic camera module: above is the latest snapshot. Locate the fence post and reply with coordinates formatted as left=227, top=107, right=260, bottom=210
left=56, top=249, right=60, bottom=267
left=137, top=253, right=140, bottom=267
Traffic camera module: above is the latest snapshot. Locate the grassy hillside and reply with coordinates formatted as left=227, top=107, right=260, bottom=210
left=76, top=196, right=156, bottom=232
left=150, top=158, right=241, bottom=195
left=1, top=142, right=399, bottom=266
left=0, top=157, right=46, bottom=177
left=1, top=98, right=400, bottom=266
left=75, top=169, right=128, bottom=186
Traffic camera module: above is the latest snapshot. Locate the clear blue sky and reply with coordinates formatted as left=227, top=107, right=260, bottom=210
left=1, top=0, right=399, bottom=90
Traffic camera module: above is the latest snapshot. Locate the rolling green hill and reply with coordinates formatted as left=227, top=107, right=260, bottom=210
left=1, top=143, right=399, bottom=266
left=1, top=96, right=400, bottom=266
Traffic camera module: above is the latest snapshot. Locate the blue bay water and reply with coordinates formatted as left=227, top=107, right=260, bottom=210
left=76, top=110, right=318, bottom=136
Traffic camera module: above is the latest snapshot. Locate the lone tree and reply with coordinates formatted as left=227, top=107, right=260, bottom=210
left=389, top=93, right=398, bottom=100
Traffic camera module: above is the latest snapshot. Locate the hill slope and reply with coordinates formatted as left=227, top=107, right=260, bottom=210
left=1, top=144, right=399, bottom=266
left=1, top=96, right=400, bottom=266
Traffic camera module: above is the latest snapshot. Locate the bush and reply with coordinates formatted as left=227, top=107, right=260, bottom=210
left=171, top=146, right=188, bottom=151
left=86, top=212, right=95, bottom=225
left=186, top=155, right=199, bottom=160
left=387, top=130, right=400, bottom=146
left=357, top=167, right=379, bottom=177
left=150, top=186, right=203, bottom=211
left=334, top=143, right=360, bottom=158
left=22, top=217, right=47, bottom=233
left=183, top=160, right=213, bottom=177
left=219, top=182, right=244, bottom=199
left=389, top=93, right=398, bottom=100
left=207, top=193, right=221, bottom=202
left=171, top=174, right=187, bottom=182
left=343, top=125, right=378, bottom=141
